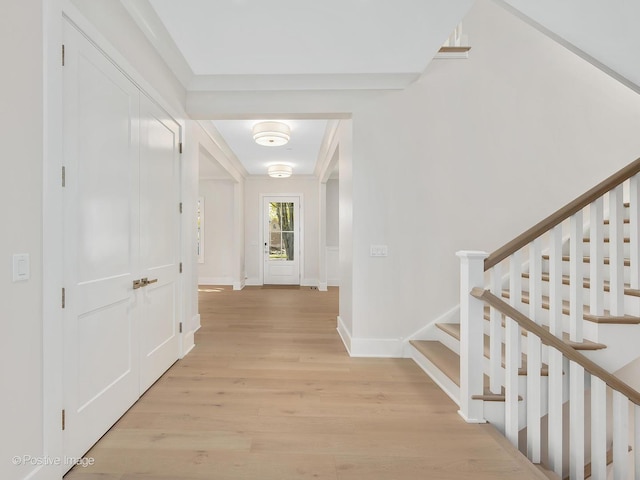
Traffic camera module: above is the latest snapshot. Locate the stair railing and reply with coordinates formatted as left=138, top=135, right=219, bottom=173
left=472, top=288, right=640, bottom=480
left=458, top=157, right=640, bottom=479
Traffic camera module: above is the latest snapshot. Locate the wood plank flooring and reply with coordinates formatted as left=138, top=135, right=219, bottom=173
left=65, top=285, right=547, bottom=480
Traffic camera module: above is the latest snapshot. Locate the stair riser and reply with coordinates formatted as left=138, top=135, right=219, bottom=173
left=583, top=222, right=631, bottom=240
left=562, top=242, right=631, bottom=259
left=523, top=281, right=640, bottom=316
left=579, top=325, right=640, bottom=372
left=541, top=258, right=632, bottom=284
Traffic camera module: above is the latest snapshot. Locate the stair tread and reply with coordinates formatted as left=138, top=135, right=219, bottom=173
left=409, top=340, right=460, bottom=386
left=583, top=237, right=630, bottom=243
left=409, top=340, right=519, bottom=401
left=603, top=218, right=630, bottom=224
left=436, top=323, right=552, bottom=373
left=501, top=290, right=640, bottom=324
left=521, top=272, right=640, bottom=298
left=542, top=254, right=631, bottom=267
left=494, top=317, right=604, bottom=350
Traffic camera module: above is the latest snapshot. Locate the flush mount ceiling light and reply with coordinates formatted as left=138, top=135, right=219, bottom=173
left=252, top=121, right=290, bottom=146
left=268, top=165, right=293, bottom=178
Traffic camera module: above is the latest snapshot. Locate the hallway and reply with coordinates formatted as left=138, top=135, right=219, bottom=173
left=65, top=286, right=546, bottom=480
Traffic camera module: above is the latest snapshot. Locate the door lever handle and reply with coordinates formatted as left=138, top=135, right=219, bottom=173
left=140, top=277, right=158, bottom=287
left=133, top=279, right=142, bottom=290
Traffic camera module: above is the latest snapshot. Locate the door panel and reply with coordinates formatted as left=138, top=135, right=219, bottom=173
left=63, top=21, right=182, bottom=464
left=63, top=21, right=140, bottom=461
left=264, top=197, right=301, bottom=285
left=77, top=301, right=133, bottom=409
left=138, top=95, right=181, bottom=393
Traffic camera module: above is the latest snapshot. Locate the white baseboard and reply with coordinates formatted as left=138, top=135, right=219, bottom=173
left=192, top=313, right=201, bottom=331
left=181, top=329, right=195, bottom=358
left=327, top=278, right=340, bottom=287
left=301, top=278, right=318, bottom=287
left=337, top=316, right=404, bottom=357
left=336, top=315, right=352, bottom=354
left=233, top=279, right=245, bottom=290
left=349, top=337, right=404, bottom=358
left=245, top=277, right=262, bottom=286
left=318, top=282, right=328, bottom=292
left=198, top=276, right=233, bottom=286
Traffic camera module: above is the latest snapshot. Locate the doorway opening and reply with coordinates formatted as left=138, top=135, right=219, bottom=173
left=263, top=195, right=302, bottom=285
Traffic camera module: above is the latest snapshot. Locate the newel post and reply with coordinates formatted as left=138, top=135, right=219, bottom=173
left=456, top=250, right=489, bottom=423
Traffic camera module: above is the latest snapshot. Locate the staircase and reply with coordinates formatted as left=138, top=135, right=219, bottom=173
left=407, top=158, right=640, bottom=479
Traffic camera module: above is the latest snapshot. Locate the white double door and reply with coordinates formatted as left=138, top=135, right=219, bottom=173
left=62, top=21, right=181, bottom=462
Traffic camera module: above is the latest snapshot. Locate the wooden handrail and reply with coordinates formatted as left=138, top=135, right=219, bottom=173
left=471, top=287, right=640, bottom=406
left=484, top=157, right=640, bottom=270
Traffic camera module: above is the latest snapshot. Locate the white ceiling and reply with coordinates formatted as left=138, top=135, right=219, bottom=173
left=212, top=119, right=328, bottom=176
left=500, top=0, right=640, bottom=93
left=147, top=0, right=469, bottom=76
left=123, top=0, right=475, bottom=177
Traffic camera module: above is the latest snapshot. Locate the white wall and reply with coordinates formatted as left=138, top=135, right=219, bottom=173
left=1, top=1, right=45, bottom=478
left=338, top=122, right=354, bottom=346
left=326, top=179, right=339, bottom=247
left=346, top=0, right=640, bottom=355
left=244, top=176, right=319, bottom=286
left=198, top=179, right=235, bottom=285
left=69, top=0, right=186, bottom=113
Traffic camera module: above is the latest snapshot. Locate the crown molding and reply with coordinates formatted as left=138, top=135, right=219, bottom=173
left=188, top=72, right=421, bottom=92
left=120, top=0, right=194, bottom=87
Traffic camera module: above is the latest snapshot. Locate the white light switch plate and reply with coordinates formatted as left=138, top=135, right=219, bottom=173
left=370, top=245, right=388, bottom=257
left=13, top=253, right=30, bottom=282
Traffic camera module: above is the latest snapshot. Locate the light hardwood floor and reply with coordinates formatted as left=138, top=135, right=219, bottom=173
left=65, top=285, right=546, bottom=480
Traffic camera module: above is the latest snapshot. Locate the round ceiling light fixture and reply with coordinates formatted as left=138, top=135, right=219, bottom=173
left=252, top=121, right=290, bottom=147
left=267, top=165, right=293, bottom=178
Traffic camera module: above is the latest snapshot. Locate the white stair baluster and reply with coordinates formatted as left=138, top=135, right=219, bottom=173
left=490, top=263, right=503, bottom=394
left=613, top=390, right=629, bottom=480
left=635, top=404, right=640, bottom=480
left=505, top=252, right=522, bottom=447
left=630, top=174, right=640, bottom=290
left=591, top=376, right=607, bottom=480
left=505, top=314, right=519, bottom=447
left=570, top=211, right=584, bottom=342
left=510, top=252, right=522, bottom=368
left=548, top=224, right=564, bottom=476
left=610, top=185, right=625, bottom=317
left=457, top=251, right=489, bottom=423
left=527, top=238, right=542, bottom=463
left=590, top=198, right=605, bottom=316
left=569, top=361, right=585, bottom=480
left=549, top=224, right=563, bottom=337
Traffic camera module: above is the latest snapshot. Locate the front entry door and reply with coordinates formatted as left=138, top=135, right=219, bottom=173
left=264, top=196, right=301, bottom=285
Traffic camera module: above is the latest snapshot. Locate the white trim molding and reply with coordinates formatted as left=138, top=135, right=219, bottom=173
left=348, top=337, right=405, bottom=358
left=198, top=276, right=234, bottom=286
left=336, top=316, right=352, bottom=354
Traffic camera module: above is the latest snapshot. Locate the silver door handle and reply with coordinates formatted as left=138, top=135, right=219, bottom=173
left=140, top=277, right=158, bottom=287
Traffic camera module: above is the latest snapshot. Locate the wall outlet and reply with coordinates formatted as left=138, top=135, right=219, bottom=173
left=370, top=245, right=388, bottom=257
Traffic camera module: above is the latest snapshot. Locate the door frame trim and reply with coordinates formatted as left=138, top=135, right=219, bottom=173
left=260, top=193, right=304, bottom=286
